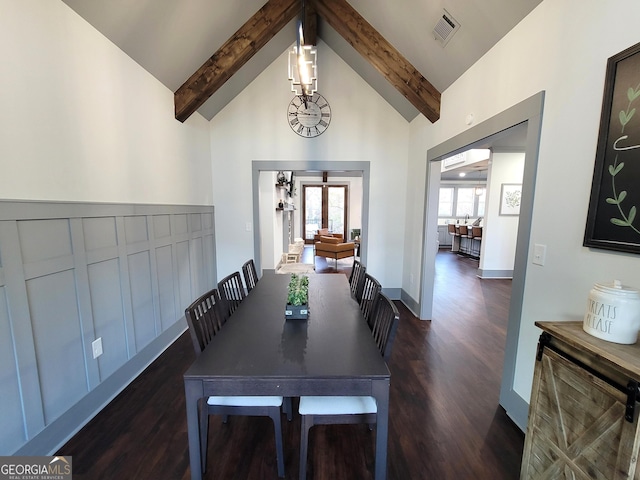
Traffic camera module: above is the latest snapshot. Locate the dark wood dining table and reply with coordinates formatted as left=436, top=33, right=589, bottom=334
left=183, top=271, right=391, bottom=479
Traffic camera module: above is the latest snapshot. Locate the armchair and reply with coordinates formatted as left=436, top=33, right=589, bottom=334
left=314, top=235, right=355, bottom=265
left=313, top=228, right=344, bottom=243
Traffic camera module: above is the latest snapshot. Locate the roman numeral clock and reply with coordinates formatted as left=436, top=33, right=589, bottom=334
left=287, top=93, right=331, bottom=137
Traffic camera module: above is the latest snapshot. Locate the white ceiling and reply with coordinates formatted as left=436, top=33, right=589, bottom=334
left=440, top=122, right=528, bottom=180
left=60, top=0, right=542, bottom=122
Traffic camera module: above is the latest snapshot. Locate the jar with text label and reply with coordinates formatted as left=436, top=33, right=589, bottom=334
left=583, top=280, right=640, bottom=344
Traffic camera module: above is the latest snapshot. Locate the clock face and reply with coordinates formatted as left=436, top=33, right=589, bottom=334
left=287, top=93, right=331, bottom=137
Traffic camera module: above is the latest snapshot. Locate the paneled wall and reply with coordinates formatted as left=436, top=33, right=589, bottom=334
left=0, top=201, right=216, bottom=455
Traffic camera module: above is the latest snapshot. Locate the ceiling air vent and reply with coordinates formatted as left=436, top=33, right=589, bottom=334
left=433, top=10, right=460, bottom=47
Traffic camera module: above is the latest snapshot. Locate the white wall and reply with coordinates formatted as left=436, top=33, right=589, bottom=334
left=0, top=0, right=212, bottom=205
left=480, top=151, right=524, bottom=274
left=0, top=0, right=215, bottom=455
left=406, top=0, right=640, bottom=412
left=259, top=171, right=281, bottom=270
left=210, top=40, right=409, bottom=285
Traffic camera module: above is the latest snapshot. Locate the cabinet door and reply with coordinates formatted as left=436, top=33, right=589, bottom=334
left=438, top=226, right=452, bottom=247
left=521, top=347, right=640, bottom=479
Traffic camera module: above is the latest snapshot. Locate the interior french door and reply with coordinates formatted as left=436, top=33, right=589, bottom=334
left=302, top=184, right=348, bottom=244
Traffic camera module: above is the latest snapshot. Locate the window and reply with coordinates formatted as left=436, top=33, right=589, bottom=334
left=438, top=187, right=454, bottom=216
left=455, top=188, right=475, bottom=217
left=477, top=189, right=486, bottom=216
left=302, top=184, right=348, bottom=242
left=438, top=185, right=486, bottom=219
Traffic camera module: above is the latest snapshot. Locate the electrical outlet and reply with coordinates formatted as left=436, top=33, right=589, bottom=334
left=92, top=337, right=103, bottom=359
left=245, top=222, right=252, bottom=232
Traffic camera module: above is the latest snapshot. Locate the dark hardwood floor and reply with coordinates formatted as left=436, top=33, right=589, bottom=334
left=58, top=249, right=524, bottom=479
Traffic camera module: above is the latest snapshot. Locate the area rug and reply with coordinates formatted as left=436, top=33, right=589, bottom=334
left=275, top=262, right=316, bottom=274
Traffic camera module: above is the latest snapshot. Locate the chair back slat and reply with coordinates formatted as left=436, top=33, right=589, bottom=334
left=349, top=260, right=366, bottom=301
left=360, top=273, right=381, bottom=328
left=242, top=259, right=259, bottom=292
left=217, top=271, right=246, bottom=316
left=185, top=288, right=223, bottom=355
left=369, top=292, right=400, bottom=361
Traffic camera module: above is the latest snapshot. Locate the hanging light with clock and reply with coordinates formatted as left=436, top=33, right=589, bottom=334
left=288, top=1, right=317, bottom=97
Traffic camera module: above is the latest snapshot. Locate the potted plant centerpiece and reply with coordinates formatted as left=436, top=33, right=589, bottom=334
left=285, top=273, right=309, bottom=320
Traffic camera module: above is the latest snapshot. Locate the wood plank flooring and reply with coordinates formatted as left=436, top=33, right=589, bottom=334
left=58, top=250, right=524, bottom=479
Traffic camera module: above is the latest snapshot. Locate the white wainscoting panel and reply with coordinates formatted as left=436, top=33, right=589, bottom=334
left=0, top=201, right=216, bottom=455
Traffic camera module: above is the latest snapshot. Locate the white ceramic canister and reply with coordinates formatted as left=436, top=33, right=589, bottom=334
left=583, top=280, right=640, bottom=344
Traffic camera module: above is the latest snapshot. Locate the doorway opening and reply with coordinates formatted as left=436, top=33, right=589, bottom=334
left=251, top=161, right=370, bottom=273
left=419, top=91, right=545, bottom=430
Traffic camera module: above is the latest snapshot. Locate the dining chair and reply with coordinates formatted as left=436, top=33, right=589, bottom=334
left=185, top=288, right=224, bottom=354
left=217, top=271, right=246, bottom=317
left=349, top=259, right=366, bottom=302
left=298, top=292, right=400, bottom=479
left=242, top=258, right=259, bottom=292
left=185, top=290, right=288, bottom=477
left=359, top=273, right=381, bottom=329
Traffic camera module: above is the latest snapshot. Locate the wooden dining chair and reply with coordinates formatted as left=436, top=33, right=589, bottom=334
left=297, top=292, right=400, bottom=479
left=359, top=273, right=381, bottom=329
left=242, top=258, right=259, bottom=292
left=349, top=260, right=366, bottom=302
left=217, top=271, right=246, bottom=317
left=185, top=290, right=288, bottom=477
left=185, top=288, right=224, bottom=354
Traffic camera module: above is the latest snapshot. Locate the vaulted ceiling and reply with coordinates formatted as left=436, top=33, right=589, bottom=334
left=61, top=0, right=542, bottom=123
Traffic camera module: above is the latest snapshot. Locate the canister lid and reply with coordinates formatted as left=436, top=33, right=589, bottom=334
left=594, top=280, right=640, bottom=297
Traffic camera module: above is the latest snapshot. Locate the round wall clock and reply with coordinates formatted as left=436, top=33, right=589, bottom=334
left=287, top=93, right=331, bottom=137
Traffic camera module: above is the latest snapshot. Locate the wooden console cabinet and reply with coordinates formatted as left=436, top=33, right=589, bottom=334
left=521, top=321, right=640, bottom=479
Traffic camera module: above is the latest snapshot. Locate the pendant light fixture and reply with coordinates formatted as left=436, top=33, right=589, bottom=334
left=288, top=0, right=317, bottom=97
left=475, top=170, right=485, bottom=196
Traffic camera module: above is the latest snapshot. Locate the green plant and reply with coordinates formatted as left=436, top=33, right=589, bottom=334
left=287, top=274, right=309, bottom=306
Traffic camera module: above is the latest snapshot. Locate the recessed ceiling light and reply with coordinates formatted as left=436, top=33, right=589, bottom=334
left=458, top=172, right=466, bottom=177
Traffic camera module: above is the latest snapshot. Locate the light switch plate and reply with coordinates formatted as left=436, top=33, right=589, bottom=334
left=533, top=244, right=546, bottom=266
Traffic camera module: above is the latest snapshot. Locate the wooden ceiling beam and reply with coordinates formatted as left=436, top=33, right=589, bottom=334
left=302, top=1, right=317, bottom=45
left=174, top=0, right=300, bottom=123
left=312, top=0, right=441, bottom=122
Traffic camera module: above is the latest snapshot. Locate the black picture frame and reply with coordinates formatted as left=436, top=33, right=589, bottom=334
left=584, top=42, right=640, bottom=254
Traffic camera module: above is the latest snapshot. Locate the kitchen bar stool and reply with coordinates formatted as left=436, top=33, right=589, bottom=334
left=458, top=225, right=469, bottom=255
left=447, top=223, right=460, bottom=252
left=470, top=226, right=482, bottom=258
left=449, top=224, right=460, bottom=252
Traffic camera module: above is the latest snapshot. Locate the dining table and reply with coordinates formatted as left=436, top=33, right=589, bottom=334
left=183, top=271, right=391, bottom=479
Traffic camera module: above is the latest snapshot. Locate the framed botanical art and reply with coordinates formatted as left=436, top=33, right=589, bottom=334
left=499, top=184, right=522, bottom=216
left=584, top=42, right=640, bottom=254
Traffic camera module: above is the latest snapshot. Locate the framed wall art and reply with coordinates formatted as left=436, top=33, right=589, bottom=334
left=499, top=183, right=522, bottom=216
left=584, top=41, right=640, bottom=254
